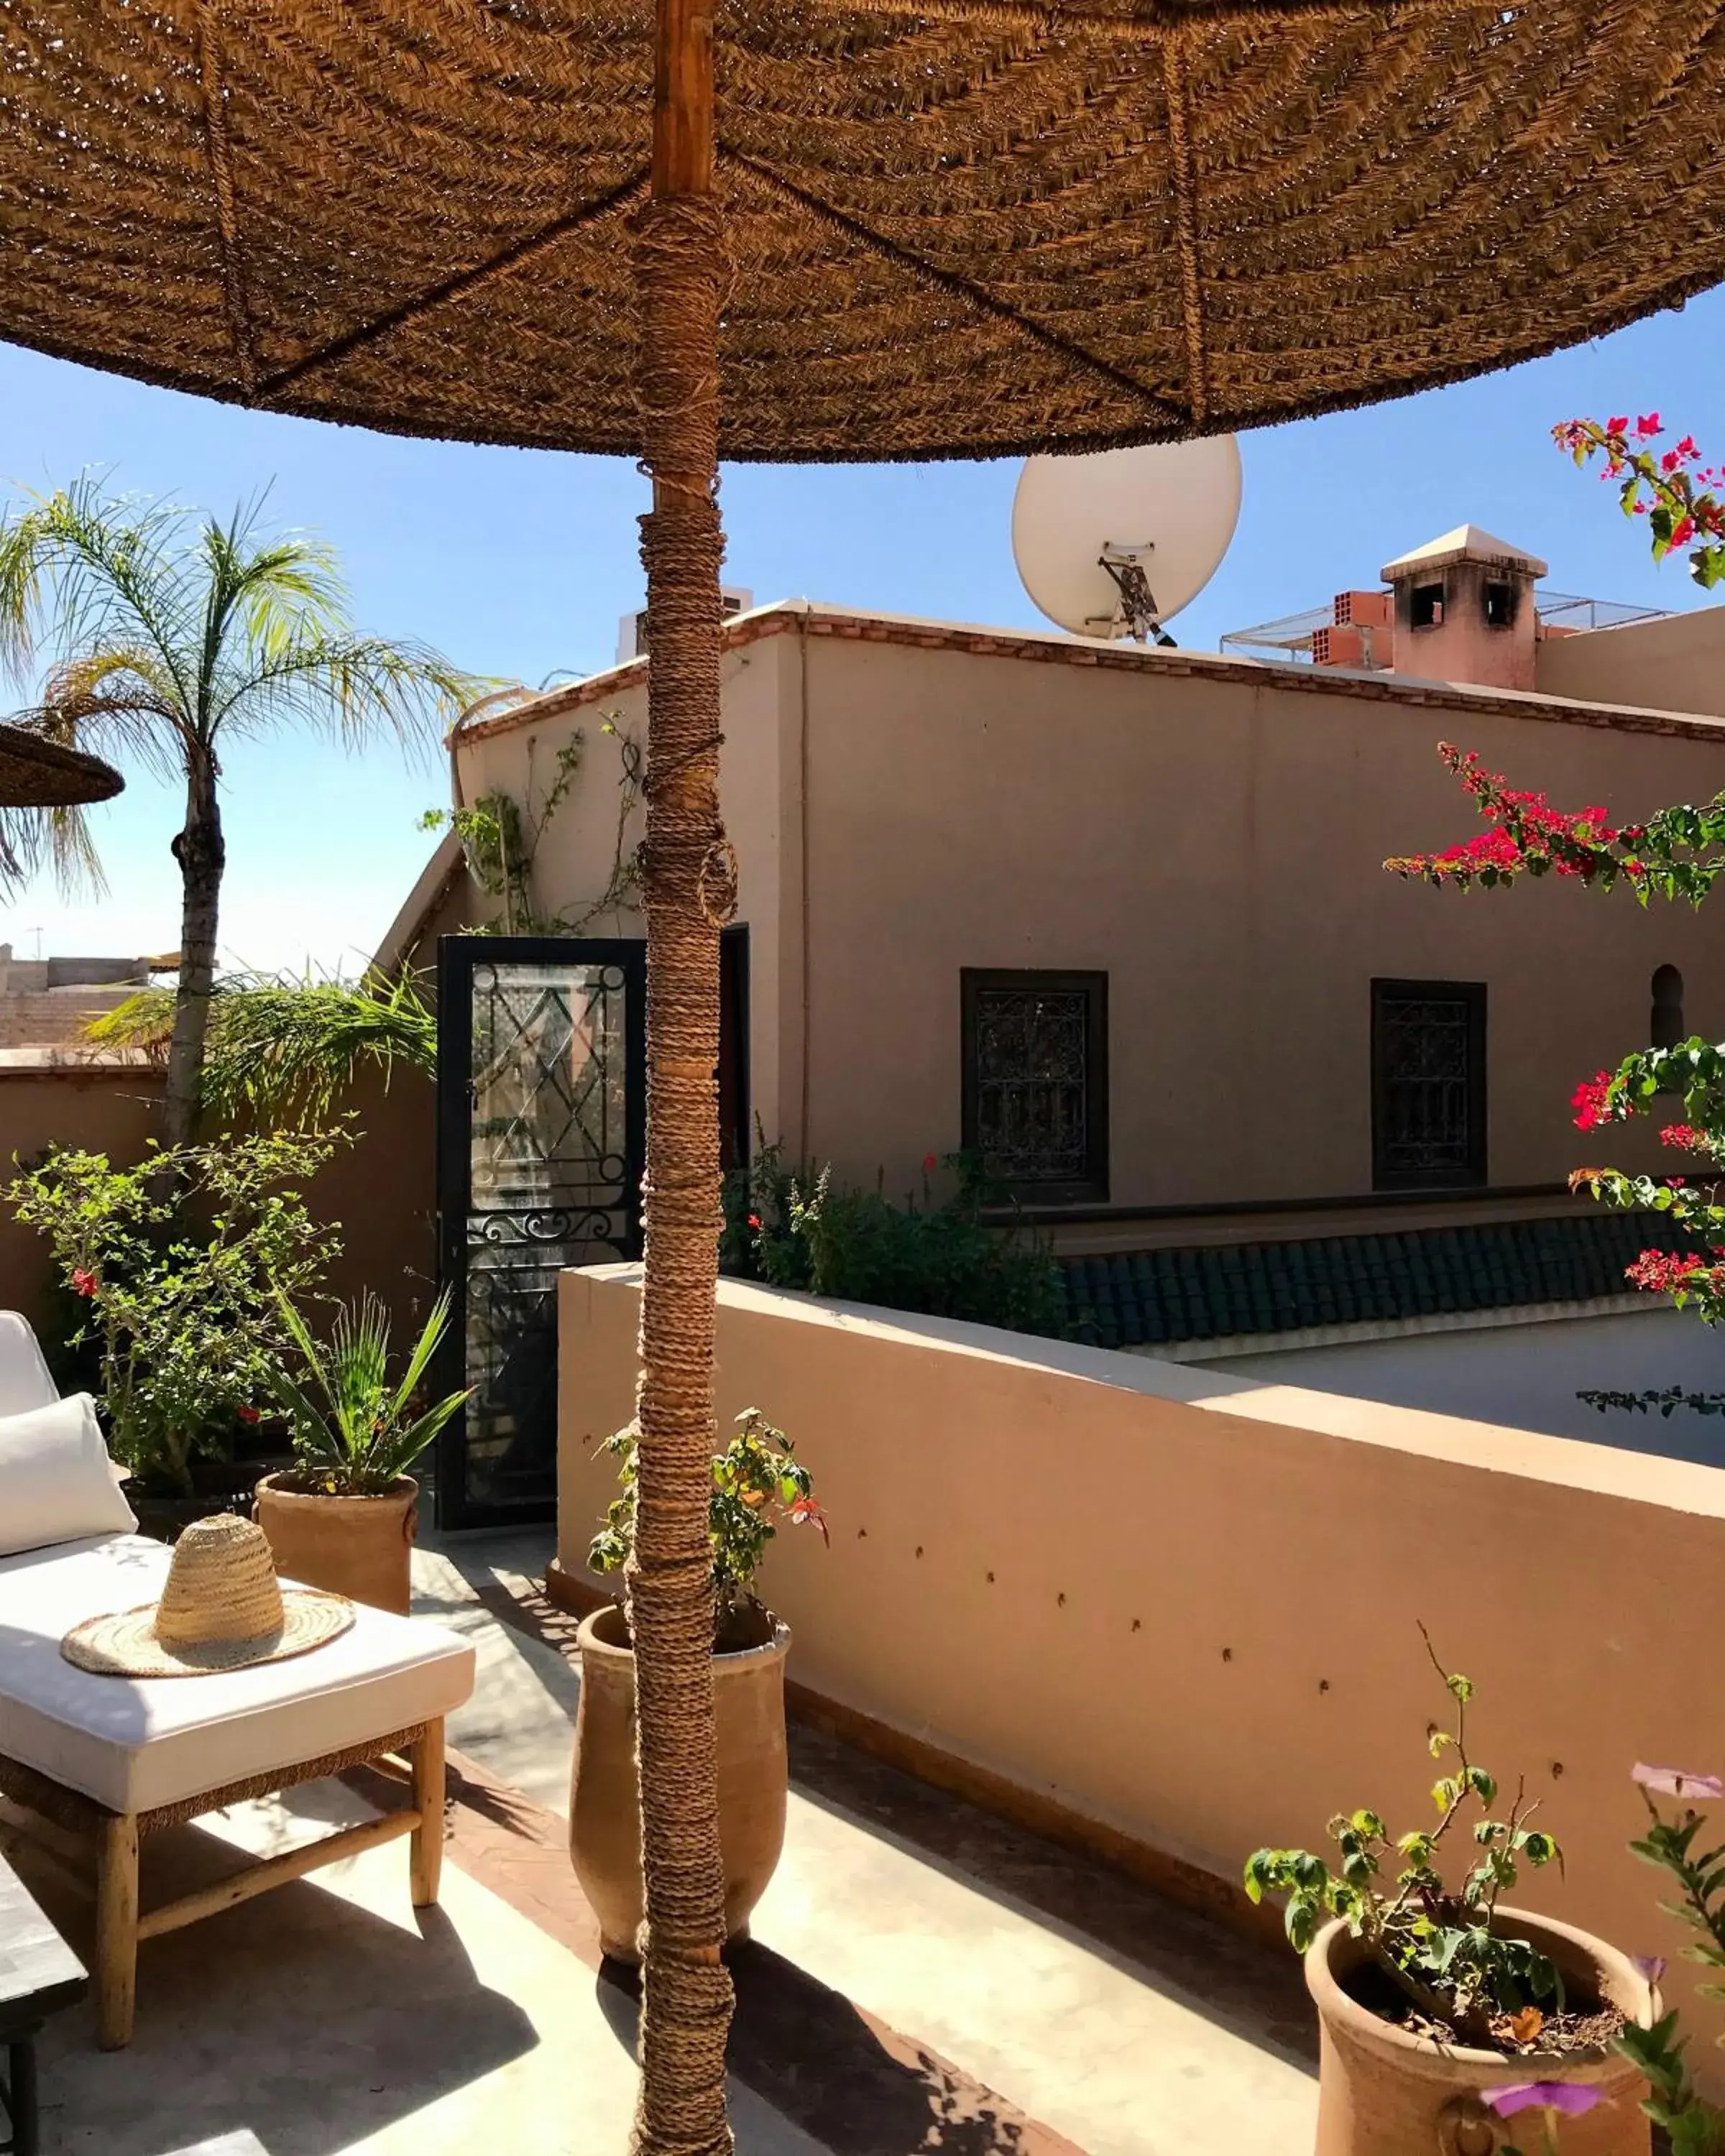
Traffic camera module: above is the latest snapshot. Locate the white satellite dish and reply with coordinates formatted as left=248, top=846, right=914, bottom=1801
left=1011, top=436, right=1243, bottom=645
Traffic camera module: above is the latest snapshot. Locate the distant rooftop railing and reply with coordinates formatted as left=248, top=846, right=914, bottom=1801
left=1219, top=589, right=1670, bottom=664
left=1533, top=590, right=1670, bottom=633
left=1218, top=604, right=1337, bottom=663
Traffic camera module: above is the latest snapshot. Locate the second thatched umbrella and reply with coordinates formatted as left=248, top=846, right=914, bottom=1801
left=9, top=1, right=1725, bottom=2146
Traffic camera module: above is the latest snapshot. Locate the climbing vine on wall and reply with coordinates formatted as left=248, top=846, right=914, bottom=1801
left=420, top=715, right=644, bottom=937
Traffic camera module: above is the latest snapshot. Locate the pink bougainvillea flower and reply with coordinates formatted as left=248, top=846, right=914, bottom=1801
left=1633, top=1763, right=1725, bottom=1799
left=748, top=1212, right=763, bottom=1230
left=1606, top=415, right=1630, bottom=436
left=1571, top=1072, right=1616, bottom=1130
left=1484, top=2083, right=1604, bottom=2119
left=1625, top=1250, right=1708, bottom=1294
left=1637, top=412, right=1662, bottom=438
left=70, top=1268, right=97, bottom=1298
left=1630, top=1955, right=1668, bottom=1984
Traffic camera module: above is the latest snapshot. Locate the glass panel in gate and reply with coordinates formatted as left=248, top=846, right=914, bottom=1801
left=462, top=956, right=638, bottom=1516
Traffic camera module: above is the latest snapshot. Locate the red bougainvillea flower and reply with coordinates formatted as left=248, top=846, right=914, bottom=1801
left=923, top=1153, right=939, bottom=1173
left=1484, top=2083, right=1603, bottom=2120
left=1637, top=412, right=1662, bottom=438
left=1660, top=1125, right=1704, bottom=1151
left=1625, top=1250, right=1711, bottom=1294
left=1633, top=1763, right=1725, bottom=1799
left=70, top=1268, right=98, bottom=1297
left=1673, top=515, right=1698, bottom=548
left=1606, top=415, right=1629, bottom=436
left=236, top=1404, right=262, bottom=1426
left=748, top=1212, right=763, bottom=1230
left=788, top=1494, right=829, bottom=1544
left=1571, top=1072, right=1616, bottom=1130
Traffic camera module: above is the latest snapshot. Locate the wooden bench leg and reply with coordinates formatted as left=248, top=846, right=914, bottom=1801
left=94, top=1814, right=138, bottom=2051
left=6, top=2034, right=40, bottom=2156
left=409, top=1722, right=445, bottom=1909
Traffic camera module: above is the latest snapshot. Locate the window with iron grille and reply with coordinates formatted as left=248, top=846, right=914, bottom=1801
left=961, top=970, right=1108, bottom=1202
left=1371, top=979, right=1486, bottom=1190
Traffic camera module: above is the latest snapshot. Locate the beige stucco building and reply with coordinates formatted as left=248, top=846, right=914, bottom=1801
left=402, top=547, right=1725, bottom=1256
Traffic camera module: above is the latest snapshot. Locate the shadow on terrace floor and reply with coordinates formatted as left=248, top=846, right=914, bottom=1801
left=12, top=1815, right=537, bottom=2156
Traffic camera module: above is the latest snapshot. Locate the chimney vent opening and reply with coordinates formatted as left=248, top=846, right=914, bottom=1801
left=1484, top=581, right=1515, bottom=629
left=1410, top=581, right=1444, bottom=630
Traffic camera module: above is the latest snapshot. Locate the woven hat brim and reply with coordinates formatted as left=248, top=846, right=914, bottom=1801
left=61, top=1588, right=354, bottom=1678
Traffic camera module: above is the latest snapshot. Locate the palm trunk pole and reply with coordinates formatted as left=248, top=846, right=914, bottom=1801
left=627, top=0, right=736, bottom=2141
left=162, top=752, right=224, bottom=1148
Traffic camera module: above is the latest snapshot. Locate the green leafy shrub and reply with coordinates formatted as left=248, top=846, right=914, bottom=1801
left=722, top=1135, right=1064, bottom=1337
left=6, top=1130, right=343, bottom=1496
left=1245, top=1632, right=1563, bottom=2047
left=590, top=1406, right=826, bottom=1649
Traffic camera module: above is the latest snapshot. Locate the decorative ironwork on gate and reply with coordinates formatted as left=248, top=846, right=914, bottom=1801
left=436, top=937, right=646, bottom=1529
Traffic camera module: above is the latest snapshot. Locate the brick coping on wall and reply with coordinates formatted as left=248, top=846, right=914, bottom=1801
left=454, top=599, right=1725, bottom=749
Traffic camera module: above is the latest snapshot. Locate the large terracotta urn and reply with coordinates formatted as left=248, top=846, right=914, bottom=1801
left=1306, top=1908, right=1657, bottom=2156
left=253, top=1473, right=418, bottom=1614
left=570, top=1601, right=791, bottom=1961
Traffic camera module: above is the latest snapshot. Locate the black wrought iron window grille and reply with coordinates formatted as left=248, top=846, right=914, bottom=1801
left=1371, top=977, right=1486, bottom=1191
left=960, top=969, right=1108, bottom=1203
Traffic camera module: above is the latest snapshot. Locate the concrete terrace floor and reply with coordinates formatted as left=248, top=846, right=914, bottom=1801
left=14, top=1523, right=1318, bottom=2156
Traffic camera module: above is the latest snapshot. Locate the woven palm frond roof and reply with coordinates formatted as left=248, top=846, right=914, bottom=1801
left=7, top=0, right=1725, bottom=461
left=0, top=724, right=122, bottom=809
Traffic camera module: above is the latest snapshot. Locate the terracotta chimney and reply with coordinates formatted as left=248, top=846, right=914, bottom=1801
left=1381, top=525, right=1547, bottom=692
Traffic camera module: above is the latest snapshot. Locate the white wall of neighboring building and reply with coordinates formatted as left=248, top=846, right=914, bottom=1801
left=1212, top=1306, right=1725, bottom=1462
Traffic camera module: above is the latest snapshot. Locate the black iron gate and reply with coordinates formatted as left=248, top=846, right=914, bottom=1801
left=434, top=936, right=647, bottom=1529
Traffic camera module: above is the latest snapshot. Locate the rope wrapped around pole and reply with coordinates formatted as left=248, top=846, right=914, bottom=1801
left=627, top=180, right=737, bottom=2156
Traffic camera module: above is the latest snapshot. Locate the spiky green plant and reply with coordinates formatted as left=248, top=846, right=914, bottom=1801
left=0, top=477, right=479, bottom=1144
left=265, top=1288, right=471, bottom=1496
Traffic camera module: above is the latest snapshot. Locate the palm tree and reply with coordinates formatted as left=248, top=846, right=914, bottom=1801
left=0, top=478, right=478, bottom=1144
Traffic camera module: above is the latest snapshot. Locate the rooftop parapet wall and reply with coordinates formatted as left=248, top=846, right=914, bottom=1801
left=559, top=1265, right=1725, bottom=2089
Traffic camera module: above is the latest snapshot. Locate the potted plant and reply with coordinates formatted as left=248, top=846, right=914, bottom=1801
left=571, top=1406, right=826, bottom=1961
left=7, top=1132, right=339, bottom=1537
left=253, top=1289, right=469, bottom=1613
left=1245, top=1634, right=1658, bottom=2156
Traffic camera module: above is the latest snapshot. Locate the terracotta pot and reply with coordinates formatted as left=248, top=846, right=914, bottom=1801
left=570, top=1602, right=791, bottom=1961
left=1306, top=1908, right=1657, bottom=2156
left=252, top=1473, right=418, bottom=1614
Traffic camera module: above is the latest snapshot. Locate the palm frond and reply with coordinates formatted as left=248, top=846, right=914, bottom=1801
left=82, top=968, right=437, bottom=1123
left=82, top=985, right=175, bottom=1057
left=0, top=477, right=200, bottom=713
left=387, top=1287, right=452, bottom=1424
left=213, top=634, right=485, bottom=765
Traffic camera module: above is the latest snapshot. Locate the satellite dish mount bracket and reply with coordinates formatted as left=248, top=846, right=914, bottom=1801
left=1088, top=543, right=1177, bottom=648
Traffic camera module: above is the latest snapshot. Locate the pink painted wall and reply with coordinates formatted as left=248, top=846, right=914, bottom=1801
left=1536, top=604, right=1725, bottom=718
left=559, top=1263, right=1725, bottom=2088
left=794, top=629, right=1725, bottom=1204
left=461, top=609, right=1725, bottom=1216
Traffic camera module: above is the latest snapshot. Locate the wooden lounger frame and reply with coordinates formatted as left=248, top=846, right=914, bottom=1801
left=0, top=1718, right=445, bottom=2047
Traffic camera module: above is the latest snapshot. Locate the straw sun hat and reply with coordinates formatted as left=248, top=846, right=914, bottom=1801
left=62, top=1514, right=354, bottom=1678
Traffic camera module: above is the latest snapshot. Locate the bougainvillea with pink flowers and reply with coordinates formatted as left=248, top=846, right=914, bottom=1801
left=1387, top=416, right=1725, bottom=1392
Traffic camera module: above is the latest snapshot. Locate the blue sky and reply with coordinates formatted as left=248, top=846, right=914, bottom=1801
left=3, top=287, right=1723, bottom=973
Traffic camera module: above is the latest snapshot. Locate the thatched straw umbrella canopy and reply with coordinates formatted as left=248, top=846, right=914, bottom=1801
left=0, top=722, right=123, bottom=884
left=0, top=727, right=121, bottom=811
left=8, top=3, right=1725, bottom=2150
